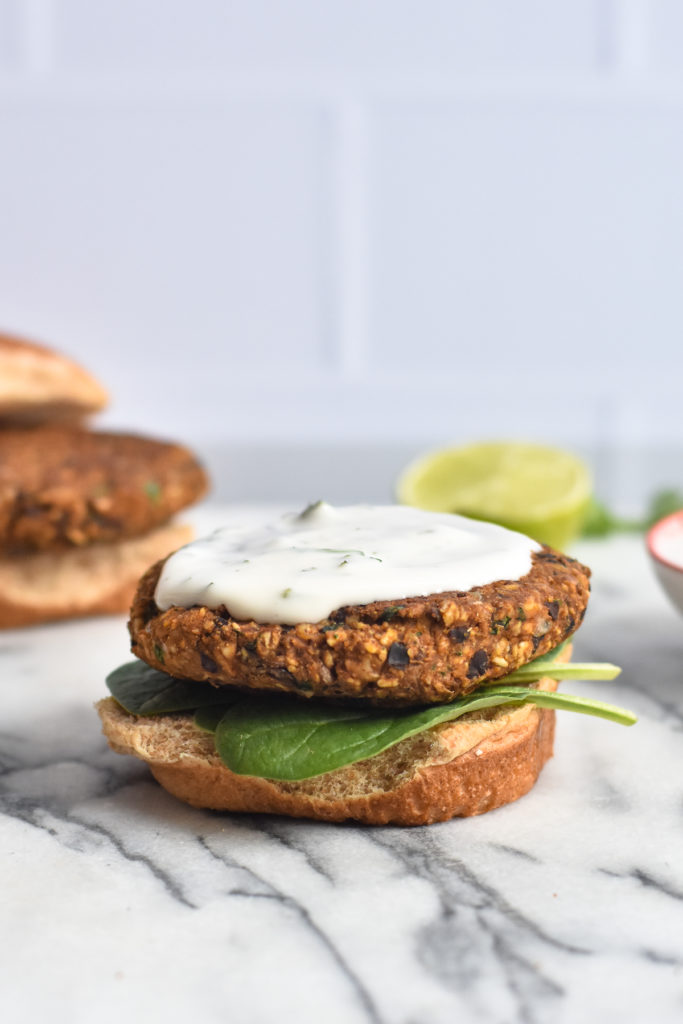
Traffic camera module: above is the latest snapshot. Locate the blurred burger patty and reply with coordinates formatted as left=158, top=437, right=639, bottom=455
left=0, top=427, right=208, bottom=554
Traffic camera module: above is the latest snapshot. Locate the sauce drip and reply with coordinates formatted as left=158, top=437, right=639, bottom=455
left=155, top=502, right=540, bottom=625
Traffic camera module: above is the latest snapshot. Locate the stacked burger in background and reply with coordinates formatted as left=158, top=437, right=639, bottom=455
left=0, top=334, right=208, bottom=628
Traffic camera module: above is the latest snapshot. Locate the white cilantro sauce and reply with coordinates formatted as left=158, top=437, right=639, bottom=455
left=155, top=502, right=540, bottom=625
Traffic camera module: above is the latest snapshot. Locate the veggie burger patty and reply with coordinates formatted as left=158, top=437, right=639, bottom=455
left=129, top=548, right=590, bottom=706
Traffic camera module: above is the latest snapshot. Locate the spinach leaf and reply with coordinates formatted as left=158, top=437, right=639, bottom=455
left=493, top=640, right=621, bottom=683
left=194, top=705, right=236, bottom=732
left=106, top=641, right=635, bottom=784
left=500, top=661, right=621, bottom=684
left=106, top=661, right=232, bottom=716
left=214, top=685, right=636, bottom=782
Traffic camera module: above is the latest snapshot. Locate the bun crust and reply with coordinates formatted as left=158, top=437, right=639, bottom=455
left=149, top=709, right=555, bottom=825
left=0, top=333, right=108, bottom=424
left=0, top=522, right=193, bottom=628
left=97, top=672, right=561, bottom=825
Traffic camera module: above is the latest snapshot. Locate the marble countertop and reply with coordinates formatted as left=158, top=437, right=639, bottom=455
left=2, top=508, right=683, bottom=1023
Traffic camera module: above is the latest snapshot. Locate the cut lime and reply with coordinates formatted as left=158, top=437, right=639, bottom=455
left=396, top=442, right=592, bottom=551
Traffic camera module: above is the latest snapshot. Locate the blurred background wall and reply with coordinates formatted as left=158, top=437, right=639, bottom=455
left=0, top=1, right=681, bottom=503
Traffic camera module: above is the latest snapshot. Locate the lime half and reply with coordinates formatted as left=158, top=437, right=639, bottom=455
left=396, top=442, right=592, bottom=550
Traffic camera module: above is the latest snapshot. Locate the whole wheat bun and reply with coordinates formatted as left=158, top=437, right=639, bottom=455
left=0, top=333, right=108, bottom=424
left=0, top=522, right=192, bottom=628
left=97, top=661, right=567, bottom=826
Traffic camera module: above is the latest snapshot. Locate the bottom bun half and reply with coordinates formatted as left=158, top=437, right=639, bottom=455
left=97, top=677, right=558, bottom=826
left=0, top=522, right=193, bottom=628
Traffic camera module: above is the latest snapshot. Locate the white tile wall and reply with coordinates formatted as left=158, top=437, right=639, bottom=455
left=648, top=0, right=683, bottom=69
left=0, top=98, right=334, bottom=427
left=0, top=0, right=22, bottom=68
left=0, top=0, right=682, bottom=485
left=369, top=97, right=683, bottom=394
left=53, top=1, right=603, bottom=74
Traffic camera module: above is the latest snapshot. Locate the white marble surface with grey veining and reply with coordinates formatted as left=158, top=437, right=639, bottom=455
left=2, top=507, right=683, bottom=1024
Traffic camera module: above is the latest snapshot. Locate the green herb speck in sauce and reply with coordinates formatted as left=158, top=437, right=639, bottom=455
left=298, top=500, right=324, bottom=519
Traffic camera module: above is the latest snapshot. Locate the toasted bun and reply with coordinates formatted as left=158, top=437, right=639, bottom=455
left=0, top=522, right=193, bottom=628
left=97, top=673, right=560, bottom=826
left=0, top=333, right=108, bottom=424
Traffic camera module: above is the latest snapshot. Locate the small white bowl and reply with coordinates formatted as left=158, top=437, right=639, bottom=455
left=647, top=510, right=683, bottom=616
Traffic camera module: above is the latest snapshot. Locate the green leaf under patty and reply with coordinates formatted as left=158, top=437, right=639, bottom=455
left=213, top=686, right=636, bottom=782
left=194, top=704, right=236, bottom=732
left=105, top=642, right=636, bottom=783
left=106, top=661, right=232, bottom=716
left=500, top=661, right=621, bottom=684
